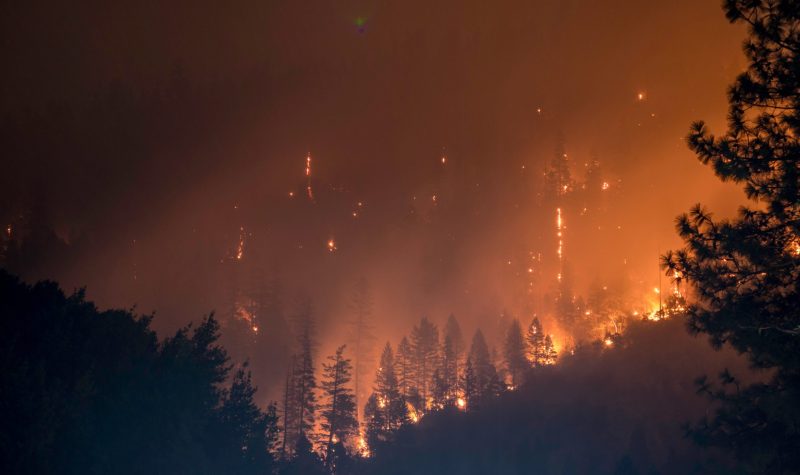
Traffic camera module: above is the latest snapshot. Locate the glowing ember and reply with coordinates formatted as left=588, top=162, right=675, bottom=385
left=406, top=401, right=421, bottom=423
left=456, top=397, right=466, bottom=410
left=556, top=207, right=564, bottom=266
left=327, top=238, right=337, bottom=252
left=357, top=433, right=370, bottom=457
left=305, top=153, right=314, bottom=200
left=602, top=181, right=610, bottom=190
left=603, top=337, right=614, bottom=347
left=236, top=226, right=245, bottom=260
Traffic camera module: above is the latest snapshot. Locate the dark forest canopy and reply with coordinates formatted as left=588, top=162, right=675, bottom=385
left=0, top=270, right=279, bottom=474
left=0, top=270, right=756, bottom=474
left=358, top=318, right=755, bottom=475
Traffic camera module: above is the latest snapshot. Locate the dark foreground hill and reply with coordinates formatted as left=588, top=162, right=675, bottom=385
left=360, top=318, right=756, bottom=475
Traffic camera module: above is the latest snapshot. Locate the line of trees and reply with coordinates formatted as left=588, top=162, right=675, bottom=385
left=360, top=314, right=561, bottom=458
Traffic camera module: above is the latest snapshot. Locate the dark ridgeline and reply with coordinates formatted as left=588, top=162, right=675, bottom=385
left=356, top=317, right=753, bottom=475
left=0, top=270, right=278, bottom=474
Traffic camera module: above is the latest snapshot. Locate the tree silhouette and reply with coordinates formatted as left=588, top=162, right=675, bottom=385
left=503, top=318, right=529, bottom=387
left=285, top=299, right=318, bottom=452
left=410, top=317, right=439, bottom=409
left=665, top=1, right=800, bottom=471
left=217, top=363, right=278, bottom=474
left=319, top=345, right=358, bottom=471
left=395, top=336, right=413, bottom=400
left=463, top=330, right=502, bottom=410
left=442, top=314, right=465, bottom=402
left=347, top=277, right=376, bottom=423
left=0, top=270, right=280, bottom=474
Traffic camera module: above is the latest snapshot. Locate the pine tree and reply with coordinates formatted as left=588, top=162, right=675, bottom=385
left=503, top=318, right=529, bottom=388
left=347, top=277, right=376, bottom=423
left=440, top=335, right=457, bottom=404
left=409, top=317, right=439, bottom=408
left=526, top=317, right=546, bottom=367
left=543, top=335, right=558, bottom=366
left=373, top=343, right=407, bottom=430
left=290, top=300, right=317, bottom=448
left=430, top=369, right=447, bottom=409
left=395, top=336, right=413, bottom=399
left=319, top=345, right=358, bottom=471
left=280, top=356, right=297, bottom=457
left=217, top=364, right=276, bottom=473
left=363, top=393, right=388, bottom=453
left=443, top=315, right=465, bottom=400
left=463, top=330, right=502, bottom=410
left=664, top=1, right=800, bottom=470
left=461, top=358, right=477, bottom=411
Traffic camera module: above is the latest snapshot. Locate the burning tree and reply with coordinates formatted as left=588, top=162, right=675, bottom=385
left=410, top=317, right=439, bottom=409
left=442, top=314, right=465, bottom=403
left=462, top=330, right=502, bottom=410
left=363, top=343, right=409, bottom=457
left=395, top=336, right=416, bottom=404
left=665, top=0, right=800, bottom=471
left=503, top=318, right=528, bottom=388
left=281, top=299, right=318, bottom=455
left=526, top=317, right=557, bottom=367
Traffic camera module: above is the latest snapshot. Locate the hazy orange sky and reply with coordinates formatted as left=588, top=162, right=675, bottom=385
left=1, top=0, right=751, bottom=397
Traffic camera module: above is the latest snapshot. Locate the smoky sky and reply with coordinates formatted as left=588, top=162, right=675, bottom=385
left=2, top=0, right=751, bottom=397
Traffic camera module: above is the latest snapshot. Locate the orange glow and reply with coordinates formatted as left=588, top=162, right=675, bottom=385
left=236, top=226, right=245, bottom=260
left=406, top=401, right=421, bottom=423
left=305, top=153, right=314, bottom=200
left=357, top=433, right=370, bottom=458
left=327, top=238, right=337, bottom=252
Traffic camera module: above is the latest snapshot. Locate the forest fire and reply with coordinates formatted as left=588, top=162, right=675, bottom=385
left=2, top=0, right=798, bottom=473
